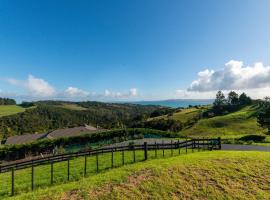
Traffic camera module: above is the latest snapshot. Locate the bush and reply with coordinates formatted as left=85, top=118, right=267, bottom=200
left=238, top=135, right=266, bottom=142
left=0, top=128, right=177, bottom=161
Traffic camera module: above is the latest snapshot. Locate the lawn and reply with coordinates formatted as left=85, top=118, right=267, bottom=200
left=0, top=148, right=193, bottom=199
left=0, top=105, right=27, bottom=117
left=6, top=151, right=270, bottom=200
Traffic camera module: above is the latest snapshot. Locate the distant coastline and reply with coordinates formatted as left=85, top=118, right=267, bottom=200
left=128, top=99, right=214, bottom=108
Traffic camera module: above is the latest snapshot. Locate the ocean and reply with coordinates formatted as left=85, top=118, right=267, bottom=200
left=132, top=99, right=214, bottom=108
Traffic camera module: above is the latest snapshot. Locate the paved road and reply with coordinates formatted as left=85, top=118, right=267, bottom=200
left=222, top=144, right=270, bottom=151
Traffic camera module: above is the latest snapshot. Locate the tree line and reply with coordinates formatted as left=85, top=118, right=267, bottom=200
left=0, top=98, right=16, bottom=105
left=0, top=101, right=170, bottom=139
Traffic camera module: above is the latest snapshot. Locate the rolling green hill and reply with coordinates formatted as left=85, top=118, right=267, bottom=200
left=182, top=105, right=266, bottom=138
left=150, top=104, right=266, bottom=139
left=8, top=151, right=270, bottom=200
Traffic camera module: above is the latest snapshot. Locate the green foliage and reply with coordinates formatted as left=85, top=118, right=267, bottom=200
left=0, top=98, right=16, bottom=105
left=210, top=91, right=252, bottom=116
left=0, top=128, right=176, bottom=161
left=135, top=119, right=183, bottom=132
left=19, top=102, right=34, bottom=108
left=257, top=98, right=270, bottom=134
left=238, top=135, right=266, bottom=142
left=0, top=101, right=167, bottom=138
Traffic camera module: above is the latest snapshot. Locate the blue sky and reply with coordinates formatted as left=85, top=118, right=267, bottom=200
left=0, top=0, right=270, bottom=101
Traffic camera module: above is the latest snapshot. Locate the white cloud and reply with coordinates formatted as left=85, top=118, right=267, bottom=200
left=129, top=88, right=138, bottom=96
left=64, top=87, right=89, bottom=97
left=7, top=75, right=56, bottom=97
left=104, top=88, right=138, bottom=99
left=188, top=60, right=270, bottom=92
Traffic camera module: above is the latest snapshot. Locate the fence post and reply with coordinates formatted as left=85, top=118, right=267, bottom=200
left=186, top=139, right=188, bottom=154
left=51, top=161, right=54, bottom=185
left=31, top=162, right=34, bottom=191
left=198, top=140, right=200, bottom=152
left=122, top=149, right=124, bottom=165
left=84, top=155, right=87, bottom=177
left=133, top=145, right=136, bottom=163
left=178, top=140, right=180, bottom=155
left=67, top=159, right=70, bottom=181
left=155, top=141, right=157, bottom=158
left=144, top=142, right=148, bottom=161
left=111, top=149, right=114, bottom=168
left=96, top=153, right=99, bottom=173
left=192, top=140, right=195, bottom=153
left=202, top=139, right=205, bottom=151
left=162, top=140, right=165, bottom=157
left=218, top=137, right=221, bottom=150
left=171, top=140, right=173, bottom=156
left=11, top=168, right=14, bottom=196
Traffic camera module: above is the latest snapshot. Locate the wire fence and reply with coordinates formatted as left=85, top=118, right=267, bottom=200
left=0, top=138, right=221, bottom=197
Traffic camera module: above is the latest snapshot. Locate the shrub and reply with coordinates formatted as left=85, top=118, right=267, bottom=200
left=238, top=135, right=266, bottom=142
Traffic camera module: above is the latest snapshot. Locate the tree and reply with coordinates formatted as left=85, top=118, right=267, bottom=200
left=257, top=97, right=270, bottom=134
left=213, top=91, right=227, bottom=106
left=239, top=93, right=252, bottom=105
left=227, top=91, right=239, bottom=105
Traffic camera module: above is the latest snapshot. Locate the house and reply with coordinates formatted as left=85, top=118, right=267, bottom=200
left=4, top=125, right=100, bottom=145
left=47, top=125, right=98, bottom=139
left=5, top=133, right=48, bottom=145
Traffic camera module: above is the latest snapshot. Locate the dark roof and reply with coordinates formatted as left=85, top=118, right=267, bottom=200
left=47, top=125, right=98, bottom=139
left=5, top=133, right=47, bottom=145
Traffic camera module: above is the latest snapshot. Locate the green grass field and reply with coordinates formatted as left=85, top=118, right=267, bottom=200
left=6, top=151, right=270, bottom=200
left=0, top=105, right=27, bottom=117
left=0, top=148, right=192, bottom=199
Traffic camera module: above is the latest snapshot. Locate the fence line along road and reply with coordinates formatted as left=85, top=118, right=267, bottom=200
left=0, top=138, right=221, bottom=196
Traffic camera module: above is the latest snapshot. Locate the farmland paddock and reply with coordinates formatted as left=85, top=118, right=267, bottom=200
left=0, top=138, right=221, bottom=197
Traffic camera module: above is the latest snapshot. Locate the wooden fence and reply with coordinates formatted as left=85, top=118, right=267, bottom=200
left=0, top=138, right=221, bottom=196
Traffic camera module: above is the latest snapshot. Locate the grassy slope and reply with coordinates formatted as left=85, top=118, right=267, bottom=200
left=8, top=151, right=270, bottom=200
left=182, top=105, right=265, bottom=138
left=150, top=104, right=265, bottom=138
left=149, top=107, right=205, bottom=124
left=57, top=103, right=87, bottom=111
left=0, top=105, right=26, bottom=117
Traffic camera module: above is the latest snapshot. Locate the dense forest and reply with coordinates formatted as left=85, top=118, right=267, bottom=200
left=0, top=100, right=172, bottom=139
left=0, top=98, right=16, bottom=105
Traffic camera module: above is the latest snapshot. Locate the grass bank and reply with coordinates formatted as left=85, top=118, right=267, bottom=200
left=7, top=151, right=270, bottom=200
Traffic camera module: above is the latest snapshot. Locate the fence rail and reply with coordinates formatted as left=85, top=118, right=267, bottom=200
left=0, top=138, right=221, bottom=196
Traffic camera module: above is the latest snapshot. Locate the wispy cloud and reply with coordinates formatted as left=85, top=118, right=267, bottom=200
left=4, top=74, right=139, bottom=101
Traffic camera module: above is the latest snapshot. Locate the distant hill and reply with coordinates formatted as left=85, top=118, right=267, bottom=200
left=0, top=100, right=170, bottom=139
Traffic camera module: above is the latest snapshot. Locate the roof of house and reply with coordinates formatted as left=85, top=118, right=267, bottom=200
left=46, top=125, right=98, bottom=139
left=5, top=133, right=47, bottom=145
left=4, top=125, right=99, bottom=145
